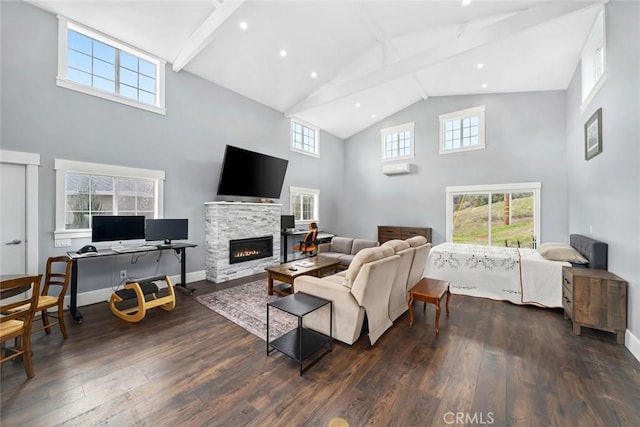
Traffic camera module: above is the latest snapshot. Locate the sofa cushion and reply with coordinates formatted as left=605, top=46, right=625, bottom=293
left=338, top=254, right=355, bottom=266
left=350, top=239, right=379, bottom=255
left=330, top=237, right=353, bottom=254
left=381, top=239, right=410, bottom=253
left=406, top=235, right=428, bottom=247
left=344, top=246, right=392, bottom=288
left=317, top=252, right=343, bottom=262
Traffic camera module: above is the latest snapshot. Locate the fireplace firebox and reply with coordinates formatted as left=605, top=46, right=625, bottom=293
left=229, top=236, right=274, bottom=264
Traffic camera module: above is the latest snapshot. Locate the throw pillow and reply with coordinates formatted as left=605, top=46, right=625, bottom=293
left=538, top=243, right=588, bottom=264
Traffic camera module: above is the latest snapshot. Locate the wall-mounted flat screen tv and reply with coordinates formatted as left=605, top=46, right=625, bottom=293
left=92, top=215, right=146, bottom=243
left=216, top=145, right=289, bottom=199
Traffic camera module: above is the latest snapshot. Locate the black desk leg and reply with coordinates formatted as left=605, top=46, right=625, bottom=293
left=69, top=259, right=83, bottom=323
left=282, top=232, right=288, bottom=263
left=175, top=247, right=195, bottom=293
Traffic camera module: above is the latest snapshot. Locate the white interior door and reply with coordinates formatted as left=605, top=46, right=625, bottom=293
left=1, top=162, right=27, bottom=275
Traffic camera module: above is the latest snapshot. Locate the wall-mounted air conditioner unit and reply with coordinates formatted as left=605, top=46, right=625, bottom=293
left=382, top=163, right=410, bottom=175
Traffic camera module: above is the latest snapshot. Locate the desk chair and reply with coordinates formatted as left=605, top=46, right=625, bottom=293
left=1, top=274, right=42, bottom=379
left=293, top=227, right=318, bottom=257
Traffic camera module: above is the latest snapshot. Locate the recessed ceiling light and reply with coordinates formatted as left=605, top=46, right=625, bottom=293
left=481, top=83, right=488, bottom=88
left=310, top=71, right=318, bottom=78
left=355, top=102, right=361, bottom=108
left=239, top=21, right=248, bottom=30
left=280, top=50, right=287, bottom=57
left=371, top=114, right=377, bottom=119
left=476, top=63, right=484, bottom=69
left=462, top=0, right=472, bottom=6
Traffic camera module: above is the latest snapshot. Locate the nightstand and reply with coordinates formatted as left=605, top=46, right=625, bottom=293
left=562, top=266, right=627, bottom=344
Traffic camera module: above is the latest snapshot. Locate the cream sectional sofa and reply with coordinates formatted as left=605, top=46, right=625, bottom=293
left=294, top=246, right=399, bottom=345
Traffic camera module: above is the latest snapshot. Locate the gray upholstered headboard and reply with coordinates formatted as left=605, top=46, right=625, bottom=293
left=570, top=234, right=608, bottom=270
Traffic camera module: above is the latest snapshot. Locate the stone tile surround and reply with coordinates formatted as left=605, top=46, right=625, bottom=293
left=205, top=202, right=281, bottom=282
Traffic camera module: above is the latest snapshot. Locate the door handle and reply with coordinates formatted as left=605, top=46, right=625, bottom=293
left=5, top=239, right=22, bottom=245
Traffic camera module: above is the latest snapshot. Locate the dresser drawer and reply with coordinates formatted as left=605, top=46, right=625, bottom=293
left=562, top=286, right=573, bottom=317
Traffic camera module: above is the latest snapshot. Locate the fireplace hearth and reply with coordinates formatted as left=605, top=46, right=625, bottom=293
left=229, top=236, right=274, bottom=264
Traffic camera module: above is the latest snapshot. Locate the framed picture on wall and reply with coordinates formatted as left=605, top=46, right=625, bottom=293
left=585, top=108, right=603, bottom=160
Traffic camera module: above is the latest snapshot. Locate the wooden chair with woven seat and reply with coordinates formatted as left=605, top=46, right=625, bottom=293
left=36, top=256, right=73, bottom=338
left=1, top=274, right=42, bottom=379
left=293, top=222, right=318, bottom=257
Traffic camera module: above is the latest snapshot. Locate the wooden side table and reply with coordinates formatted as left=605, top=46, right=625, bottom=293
left=408, top=277, right=451, bottom=335
left=562, top=266, right=627, bottom=344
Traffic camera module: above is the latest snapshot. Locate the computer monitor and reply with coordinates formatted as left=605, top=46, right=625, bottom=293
left=145, top=219, right=188, bottom=245
left=92, top=216, right=146, bottom=245
left=281, top=215, right=295, bottom=230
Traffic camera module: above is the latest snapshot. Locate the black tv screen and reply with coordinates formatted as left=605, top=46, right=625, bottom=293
left=92, top=215, right=145, bottom=243
left=216, top=145, right=289, bottom=199
left=145, top=219, right=188, bottom=244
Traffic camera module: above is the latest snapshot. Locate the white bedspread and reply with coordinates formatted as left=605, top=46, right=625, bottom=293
left=425, top=243, right=569, bottom=307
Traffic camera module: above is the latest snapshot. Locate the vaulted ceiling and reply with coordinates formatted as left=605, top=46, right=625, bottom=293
left=27, top=0, right=603, bottom=139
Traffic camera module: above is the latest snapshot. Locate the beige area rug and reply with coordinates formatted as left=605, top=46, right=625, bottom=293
left=194, top=279, right=297, bottom=341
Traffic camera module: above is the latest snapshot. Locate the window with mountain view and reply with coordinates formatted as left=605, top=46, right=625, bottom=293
left=446, top=183, right=540, bottom=248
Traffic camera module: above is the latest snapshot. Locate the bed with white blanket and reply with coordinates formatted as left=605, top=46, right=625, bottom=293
left=424, top=234, right=608, bottom=308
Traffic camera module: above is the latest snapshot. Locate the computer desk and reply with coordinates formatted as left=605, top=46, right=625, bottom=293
left=66, top=242, right=197, bottom=323
left=281, top=230, right=334, bottom=263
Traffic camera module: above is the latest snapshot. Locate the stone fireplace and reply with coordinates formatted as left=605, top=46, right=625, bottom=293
left=205, top=202, right=281, bottom=282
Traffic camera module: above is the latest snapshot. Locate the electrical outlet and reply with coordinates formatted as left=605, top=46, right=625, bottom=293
left=54, top=239, right=72, bottom=248
left=120, top=270, right=127, bottom=279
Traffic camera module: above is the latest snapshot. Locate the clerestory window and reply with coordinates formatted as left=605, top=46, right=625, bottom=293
left=56, top=16, right=166, bottom=114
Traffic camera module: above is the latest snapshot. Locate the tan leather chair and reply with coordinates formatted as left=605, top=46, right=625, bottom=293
left=1, top=274, right=42, bottom=379
left=294, top=246, right=399, bottom=345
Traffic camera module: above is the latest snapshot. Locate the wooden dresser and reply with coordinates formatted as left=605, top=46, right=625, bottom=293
left=377, top=226, right=432, bottom=244
left=562, top=266, right=627, bottom=344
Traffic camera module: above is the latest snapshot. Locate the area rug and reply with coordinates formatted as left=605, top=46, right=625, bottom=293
left=194, top=280, right=297, bottom=341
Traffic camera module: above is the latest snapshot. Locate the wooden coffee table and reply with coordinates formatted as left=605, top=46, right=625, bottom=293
left=265, top=257, right=340, bottom=297
left=408, top=277, right=451, bottom=335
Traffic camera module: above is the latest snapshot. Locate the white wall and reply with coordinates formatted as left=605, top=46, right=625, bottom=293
left=565, top=1, right=640, bottom=356
left=342, top=91, right=569, bottom=244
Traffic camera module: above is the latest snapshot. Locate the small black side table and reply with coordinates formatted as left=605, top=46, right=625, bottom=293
left=267, top=292, right=332, bottom=375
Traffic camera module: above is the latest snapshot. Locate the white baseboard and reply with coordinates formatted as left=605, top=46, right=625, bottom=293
left=63, top=270, right=206, bottom=309
left=626, top=329, right=640, bottom=363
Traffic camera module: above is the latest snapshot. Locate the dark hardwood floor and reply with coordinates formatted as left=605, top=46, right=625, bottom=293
left=2, top=274, right=639, bottom=426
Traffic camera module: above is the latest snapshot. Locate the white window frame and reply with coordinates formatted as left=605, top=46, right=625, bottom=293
left=54, top=159, right=165, bottom=241
left=445, top=182, right=541, bottom=245
left=56, top=16, right=166, bottom=115
left=380, top=122, right=415, bottom=162
left=439, top=105, right=486, bottom=154
left=290, top=118, right=320, bottom=158
left=580, top=6, right=607, bottom=111
left=289, top=186, right=319, bottom=224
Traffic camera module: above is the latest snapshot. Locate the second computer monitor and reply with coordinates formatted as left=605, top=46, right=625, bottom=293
left=145, top=219, right=188, bottom=245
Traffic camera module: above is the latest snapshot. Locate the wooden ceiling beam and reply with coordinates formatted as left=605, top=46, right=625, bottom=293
left=172, top=0, right=245, bottom=72
left=285, top=0, right=604, bottom=116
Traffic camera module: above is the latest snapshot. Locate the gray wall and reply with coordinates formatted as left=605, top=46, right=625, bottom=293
left=565, top=2, right=640, bottom=342
left=0, top=1, right=345, bottom=290
left=342, top=92, right=569, bottom=244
